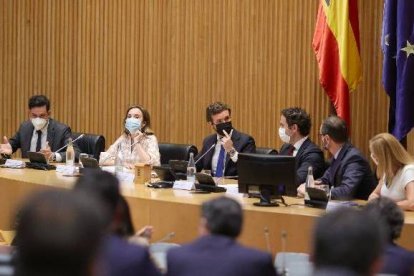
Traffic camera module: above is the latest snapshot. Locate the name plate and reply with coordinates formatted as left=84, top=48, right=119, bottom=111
left=4, top=159, right=25, bottom=168
left=173, top=180, right=195, bottom=191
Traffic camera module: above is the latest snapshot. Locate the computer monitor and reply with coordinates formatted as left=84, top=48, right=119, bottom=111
left=237, top=153, right=296, bottom=207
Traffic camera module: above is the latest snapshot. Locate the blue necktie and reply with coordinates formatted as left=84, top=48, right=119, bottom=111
left=215, top=146, right=226, bottom=177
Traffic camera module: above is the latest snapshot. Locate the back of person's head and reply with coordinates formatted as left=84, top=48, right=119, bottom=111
left=320, top=115, right=348, bottom=143
left=14, top=189, right=105, bottom=276
left=114, top=195, right=135, bottom=238
left=201, top=196, right=243, bottom=238
left=369, top=133, right=414, bottom=181
left=28, top=95, right=50, bottom=111
left=281, top=107, right=312, bottom=136
left=312, top=208, right=386, bottom=275
left=205, top=102, right=231, bottom=123
left=73, top=169, right=120, bottom=226
left=364, top=197, right=404, bottom=243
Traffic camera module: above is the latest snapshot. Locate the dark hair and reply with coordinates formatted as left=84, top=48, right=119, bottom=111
left=28, top=95, right=50, bottom=111
left=364, top=197, right=404, bottom=242
left=205, top=102, right=231, bottom=123
left=320, top=116, right=348, bottom=143
left=201, top=196, right=243, bottom=238
left=14, top=190, right=105, bottom=276
left=123, top=105, right=154, bottom=135
left=73, top=169, right=120, bottom=226
left=114, top=196, right=135, bottom=238
left=281, top=107, right=312, bottom=136
left=312, top=208, right=386, bottom=274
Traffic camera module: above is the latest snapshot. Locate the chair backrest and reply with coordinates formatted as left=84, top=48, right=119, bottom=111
left=256, top=147, right=278, bottom=155
left=158, top=143, right=198, bottom=165
left=72, top=132, right=106, bottom=160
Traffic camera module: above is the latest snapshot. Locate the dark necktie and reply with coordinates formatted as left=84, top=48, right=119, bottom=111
left=215, top=146, right=226, bottom=177
left=287, top=145, right=295, bottom=156
left=36, top=130, right=42, bottom=152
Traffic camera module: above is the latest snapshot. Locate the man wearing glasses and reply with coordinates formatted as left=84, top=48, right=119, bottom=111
left=0, top=94, right=79, bottom=162
left=195, top=102, right=256, bottom=177
left=297, top=115, right=376, bottom=200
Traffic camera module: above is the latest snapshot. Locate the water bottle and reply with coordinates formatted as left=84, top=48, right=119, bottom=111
left=66, top=138, right=75, bottom=167
left=187, top=152, right=196, bottom=183
left=304, top=166, right=314, bottom=200
left=115, top=143, right=123, bottom=174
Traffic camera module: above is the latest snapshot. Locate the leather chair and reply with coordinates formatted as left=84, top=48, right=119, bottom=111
left=158, top=143, right=198, bottom=165
left=255, top=147, right=278, bottom=155
left=72, top=132, right=105, bottom=160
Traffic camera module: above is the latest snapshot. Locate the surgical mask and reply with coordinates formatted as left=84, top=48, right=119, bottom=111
left=31, top=118, right=48, bottom=131
left=215, top=121, right=233, bottom=136
left=125, top=118, right=142, bottom=134
left=370, top=153, right=379, bottom=166
left=278, top=127, right=290, bottom=143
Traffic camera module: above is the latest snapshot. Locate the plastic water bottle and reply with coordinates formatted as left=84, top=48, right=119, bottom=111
left=187, top=152, right=196, bottom=183
left=304, top=166, right=314, bottom=200
left=115, top=144, right=123, bottom=174
left=66, top=138, right=75, bottom=167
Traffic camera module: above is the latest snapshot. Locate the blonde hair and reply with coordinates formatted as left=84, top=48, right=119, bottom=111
left=369, top=133, right=414, bottom=185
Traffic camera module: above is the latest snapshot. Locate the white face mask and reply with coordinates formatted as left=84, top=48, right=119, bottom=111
left=31, top=117, right=48, bottom=131
left=125, top=117, right=142, bottom=134
left=278, top=127, right=290, bottom=143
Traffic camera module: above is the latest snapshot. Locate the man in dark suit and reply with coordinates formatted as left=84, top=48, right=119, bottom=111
left=0, top=95, right=79, bottom=162
left=278, top=107, right=325, bottom=184
left=365, top=197, right=414, bottom=276
left=73, top=170, right=161, bottom=276
left=166, top=196, right=276, bottom=276
left=297, top=116, right=376, bottom=200
left=195, top=102, right=256, bottom=177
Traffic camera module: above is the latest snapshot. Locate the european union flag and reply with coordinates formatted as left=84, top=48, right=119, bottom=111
left=382, top=0, right=414, bottom=140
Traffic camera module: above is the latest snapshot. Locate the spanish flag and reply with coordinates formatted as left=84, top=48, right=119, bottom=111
left=312, top=0, right=362, bottom=126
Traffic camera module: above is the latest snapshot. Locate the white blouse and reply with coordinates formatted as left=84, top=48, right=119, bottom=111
left=381, top=164, right=414, bottom=201
left=104, top=134, right=161, bottom=167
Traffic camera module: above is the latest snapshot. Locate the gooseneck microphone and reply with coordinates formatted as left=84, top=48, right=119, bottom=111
left=54, top=134, right=85, bottom=153
left=194, top=143, right=216, bottom=165
left=155, top=232, right=176, bottom=243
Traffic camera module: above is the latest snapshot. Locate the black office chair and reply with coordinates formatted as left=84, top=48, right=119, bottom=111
left=72, top=132, right=106, bottom=160
left=255, top=147, right=278, bottom=155
left=158, top=143, right=198, bottom=165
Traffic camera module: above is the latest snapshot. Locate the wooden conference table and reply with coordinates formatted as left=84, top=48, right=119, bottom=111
left=0, top=167, right=413, bottom=254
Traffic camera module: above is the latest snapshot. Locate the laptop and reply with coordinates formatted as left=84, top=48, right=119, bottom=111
left=26, top=152, right=56, bottom=170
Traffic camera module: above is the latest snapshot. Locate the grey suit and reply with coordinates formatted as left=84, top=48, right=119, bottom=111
left=8, top=118, right=80, bottom=162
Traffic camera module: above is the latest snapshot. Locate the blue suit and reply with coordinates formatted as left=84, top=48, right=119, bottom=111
left=319, top=143, right=376, bottom=200
left=101, top=235, right=161, bottom=276
left=166, top=235, right=276, bottom=276
left=195, top=129, right=256, bottom=177
left=380, top=243, right=414, bottom=276
left=279, top=138, right=325, bottom=185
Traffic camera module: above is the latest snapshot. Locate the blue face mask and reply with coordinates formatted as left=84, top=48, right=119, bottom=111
left=125, top=118, right=142, bottom=134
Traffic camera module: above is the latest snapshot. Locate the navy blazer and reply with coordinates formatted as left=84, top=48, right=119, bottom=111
left=279, top=138, right=325, bottom=185
left=195, top=129, right=256, bottom=177
left=101, top=235, right=161, bottom=276
left=8, top=118, right=80, bottom=161
left=380, top=243, right=414, bottom=276
left=320, top=143, right=376, bottom=200
left=166, top=235, right=276, bottom=276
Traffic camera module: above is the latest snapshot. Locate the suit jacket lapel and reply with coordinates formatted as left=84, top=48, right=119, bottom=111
left=21, top=122, right=34, bottom=154
left=330, top=143, right=351, bottom=185
left=295, top=138, right=310, bottom=159
left=47, top=119, right=56, bottom=150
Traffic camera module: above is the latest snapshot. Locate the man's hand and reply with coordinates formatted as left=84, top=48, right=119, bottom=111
left=40, top=141, right=53, bottom=160
left=297, top=183, right=306, bottom=198
left=221, top=129, right=234, bottom=152
left=0, top=136, right=12, bottom=155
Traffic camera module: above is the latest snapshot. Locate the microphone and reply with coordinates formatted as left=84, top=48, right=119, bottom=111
left=263, top=226, right=272, bottom=255
left=54, top=134, right=85, bottom=153
left=155, top=232, right=175, bottom=243
left=194, top=144, right=216, bottom=165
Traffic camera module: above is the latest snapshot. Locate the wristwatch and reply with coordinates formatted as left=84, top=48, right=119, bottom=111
left=228, top=148, right=237, bottom=158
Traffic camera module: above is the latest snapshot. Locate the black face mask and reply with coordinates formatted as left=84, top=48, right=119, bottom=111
left=215, top=121, right=233, bottom=136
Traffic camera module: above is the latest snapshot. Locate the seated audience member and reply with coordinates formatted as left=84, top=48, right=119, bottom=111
left=0, top=95, right=80, bottom=162
left=278, top=107, right=325, bottom=184
left=195, top=102, right=256, bottom=177
left=100, top=105, right=160, bottom=167
left=297, top=116, right=376, bottom=200
left=13, top=190, right=105, bottom=276
left=166, top=196, right=276, bottom=276
left=368, top=133, right=414, bottom=211
left=73, top=170, right=160, bottom=276
left=312, top=208, right=386, bottom=276
left=365, top=197, right=414, bottom=275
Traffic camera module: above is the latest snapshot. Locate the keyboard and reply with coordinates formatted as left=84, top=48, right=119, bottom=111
left=25, top=162, right=56, bottom=171
left=195, top=183, right=227, bottom=193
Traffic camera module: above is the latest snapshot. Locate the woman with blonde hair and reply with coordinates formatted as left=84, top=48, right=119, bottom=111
left=100, top=105, right=160, bottom=167
left=368, top=133, right=414, bottom=211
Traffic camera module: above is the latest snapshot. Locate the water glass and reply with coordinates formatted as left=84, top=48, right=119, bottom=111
left=79, top=153, right=88, bottom=167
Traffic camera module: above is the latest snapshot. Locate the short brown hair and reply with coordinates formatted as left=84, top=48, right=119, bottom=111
left=320, top=116, right=348, bottom=143
left=205, top=102, right=231, bottom=123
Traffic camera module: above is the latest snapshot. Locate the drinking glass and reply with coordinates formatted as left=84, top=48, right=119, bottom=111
left=79, top=153, right=88, bottom=167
